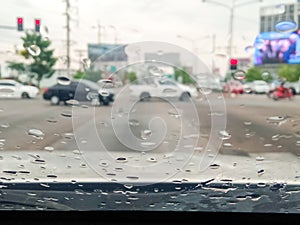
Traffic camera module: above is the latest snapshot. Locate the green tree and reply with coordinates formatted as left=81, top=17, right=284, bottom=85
left=13, top=32, right=57, bottom=87
left=277, top=64, right=300, bottom=82
left=73, top=70, right=102, bottom=82
left=125, top=72, right=137, bottom=82
left=245, top=67, right=263, bottom=82
left=7, top=61, right=26, bottom=73
left=174, top=67, right=194, bottom=84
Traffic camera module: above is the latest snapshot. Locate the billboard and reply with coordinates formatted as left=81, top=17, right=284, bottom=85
left=88, top=44, right=128, bottom=62
left=254, top=31, right=300, bottom=65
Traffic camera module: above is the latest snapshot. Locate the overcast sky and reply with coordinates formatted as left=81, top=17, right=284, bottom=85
left=0, top=0, right=296, bottom=71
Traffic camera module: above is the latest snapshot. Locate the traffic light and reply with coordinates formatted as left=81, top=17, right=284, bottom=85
left=35, top=19, right=40, bottom=32
left=17, top=17, right=23, bottom=31
left=230, top=58, right=238, bottom=70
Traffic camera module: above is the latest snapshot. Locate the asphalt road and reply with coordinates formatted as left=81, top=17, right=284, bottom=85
left=0, top=93, right=299, bottom=158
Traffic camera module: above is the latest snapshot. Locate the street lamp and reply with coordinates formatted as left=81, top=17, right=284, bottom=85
left=202, top=0, right=262, bottom=59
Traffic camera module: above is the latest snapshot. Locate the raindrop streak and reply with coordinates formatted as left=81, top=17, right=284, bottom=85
left=27, top=45, right=41, bottom=56
left=218, top=130, right=231, bottom=140
left=28, top=129, right=44, bottom=139
left=275, top=21, right=298, bottom=33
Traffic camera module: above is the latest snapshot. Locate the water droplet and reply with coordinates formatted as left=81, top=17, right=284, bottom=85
left=262, top=71, right=270, bottom=80
left=157, top=50, right=164, bottom=55
left=141, top=129, right=152, bottom=140
left=244, top=45, right=254, bottom=53
left=66, top=99, right=79, bottom=105
left=98, top=89, right=110, bottom=97
left=1, top=123, right=10, bottom=128
left=209, top=164, right=220, bottom=169
left=61, top=111, right=72, bottom=117
left=257, top=169, right=265, bottom=175
left=267, top=116, right=286, bottom=126
left=44, top=146, right=54, bottom=152
left=99, top=160, right=109, bottom=167
left=194, top=146, right=203, bottom=151
left=27, top=45, right=41, bottom=56
left=233, top=70, right=246, bottom=80
left=168, top=109, right=181, bottom=118
left=80, top=163, right=87, bottom=168
left=129, top=119, right=140, bottom=127
left=244, top=121, right=252, bottom=126
left=124, top=184, right=133, bottom=189
left=82, top=58, right=91, bottom=70
left=218, top=130, right=231, bottom=140
left=264, top=143, right=273, bottom=147
left=141, top=142, right=156, bottom=147
left=223, top=143, right=232, bottom=148
left=98, top=79, right=114, bottom=88
left=296, top=141, right=300, bottom=147
left=275, top=21, right=298, bottom=33
left=47, top=174, right=58, bottom=178
left=116, top=157, right=127, bottom=163
left=148, top=65, right=163, bottom=76
left=126, top=176, right=139, bottom=180
left=72, top=150, right=82, bottom=155
left=256, top=156, right=265, bottom=161
left=57, top=76, right=71, bottom=86
left=28, top=129, right=44, bottom=139
left=147, top=157, right=157, bottom=163
left=46, top=118, right=57, bottom=123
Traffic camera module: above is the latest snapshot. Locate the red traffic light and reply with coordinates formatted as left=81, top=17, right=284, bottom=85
left=35, top=19, right=41, bottom=25
left=17, top=17, right=23, bottom=24
left=230, top=58, right=238, bottom=65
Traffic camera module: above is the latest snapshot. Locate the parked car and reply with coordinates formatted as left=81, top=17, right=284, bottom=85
left=43, top=79, right=114, bottom=105
left=285, top=82, right=300, bottom=95
left=251, top=80, right=270, bottom=94
left=130, top=78, right=198, bottom=101
left=223, top=80, right=244, bottom=94
left=0, top=79, right=39, bottom=99
left=242, top=82, right=253, bottom=94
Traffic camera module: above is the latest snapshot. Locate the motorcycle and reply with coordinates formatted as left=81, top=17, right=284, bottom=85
left=267, top=86, right=294, bottom=100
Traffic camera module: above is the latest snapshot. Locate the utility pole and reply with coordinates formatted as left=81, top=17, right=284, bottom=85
left=65, top=0, right=71, bottom=74
left=75, top=49, right=86, bottom=70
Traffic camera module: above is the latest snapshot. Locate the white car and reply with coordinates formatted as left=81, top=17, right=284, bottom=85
left=251, top=80, right=270, bottom=94
left=130, top=79, right=198, bottom=101
left=0, top=79, right=39, bottom=99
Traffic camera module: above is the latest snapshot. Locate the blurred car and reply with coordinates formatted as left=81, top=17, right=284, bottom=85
left=285, top=82, right=300, bottom=95
left=130, top=78, right=198, bottom=101
left=242, top=82, right=253, bottom=94
left=223, top=80, right=244, bottom=94
left=0, top=79, right=39, bottom=99
left=251, top=80, right=270, bottom=94
left=43, top=79, right=114, bottom=105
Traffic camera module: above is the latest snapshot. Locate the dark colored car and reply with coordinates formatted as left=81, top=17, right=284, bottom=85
left=43, top=79, right=114, bottom=105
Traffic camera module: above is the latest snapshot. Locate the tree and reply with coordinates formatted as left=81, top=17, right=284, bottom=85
left=11, top=32, right=57, bottom=87
left=7, top=61, right=26, bottom=73
left=174, top=67, right=194, bottom=84
left=245, top=67, right=263, bottom=82
left=277, top=64, right=300, bottom=82
left=73, top=70, right=102, bottom=82
left=125, top=72, right=137, bottom=82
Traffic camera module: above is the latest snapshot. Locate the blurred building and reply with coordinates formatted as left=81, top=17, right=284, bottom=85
left=144, top=52, right=180, bottom=67
left=87, top=43, right=128, bottom=75
left=260, top=3, right=300, bottom=33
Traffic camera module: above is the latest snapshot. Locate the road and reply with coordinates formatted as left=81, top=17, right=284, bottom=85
left=0, top=93, right=299, bottom=158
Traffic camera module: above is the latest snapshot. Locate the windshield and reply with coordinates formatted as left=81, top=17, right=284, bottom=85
left=0, top=0, right=300, bottom=214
